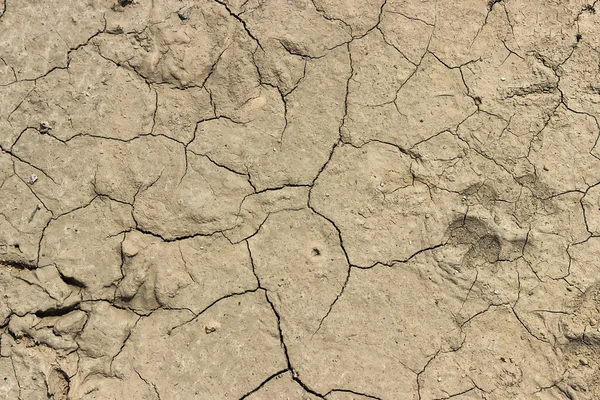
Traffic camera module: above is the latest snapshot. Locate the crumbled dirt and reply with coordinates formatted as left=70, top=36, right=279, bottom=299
left=1, top=0, right=600, bottom=399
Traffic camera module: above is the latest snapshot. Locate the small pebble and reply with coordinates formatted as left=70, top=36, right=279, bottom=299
left=494, top=289, right=501, bottom=295
left=28, top=174, right=38, bottom=185
left=39, top=121, right=51, bottom=134
left=597, top=327, right=600, bottom=333
left=178, top=7, right=190, bottom=20
left=500, top=77, right=506, bottom=81
left=437, top=377, right=442, bottom=382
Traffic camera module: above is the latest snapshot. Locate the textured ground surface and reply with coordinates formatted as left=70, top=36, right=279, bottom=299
left=2, top=0, right=600, bottom=399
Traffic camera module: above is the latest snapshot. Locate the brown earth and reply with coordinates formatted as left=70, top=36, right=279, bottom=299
left=2, top=0, right=600, bottom=399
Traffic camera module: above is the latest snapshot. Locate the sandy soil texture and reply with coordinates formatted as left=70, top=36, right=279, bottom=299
left=2, top=0, right=600, bottom=399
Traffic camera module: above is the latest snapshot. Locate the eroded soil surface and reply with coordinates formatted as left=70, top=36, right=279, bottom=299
left=2, top=0, right=600, bottom=399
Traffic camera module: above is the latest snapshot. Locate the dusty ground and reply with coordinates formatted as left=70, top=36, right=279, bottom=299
left=2, top=0, right=600, bottom=399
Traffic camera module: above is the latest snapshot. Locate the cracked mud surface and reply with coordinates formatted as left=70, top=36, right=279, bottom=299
left=3, top=0, right=600, bottom=399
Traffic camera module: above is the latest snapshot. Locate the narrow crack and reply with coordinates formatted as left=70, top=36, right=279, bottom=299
left=313, top=266, right=351, bottom=335
left=239, top=369, right=289, bottom=399
left=134, top=368, right=162, bottom=400
left=213, top=0, right=264, bottom=51
left=167, top=288, right=260, bottom=334
left=325, top=389, right=383, bottom=400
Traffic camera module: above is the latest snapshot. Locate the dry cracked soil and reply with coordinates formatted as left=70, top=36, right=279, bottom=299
left=3, top=0, right=600, bottom=399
